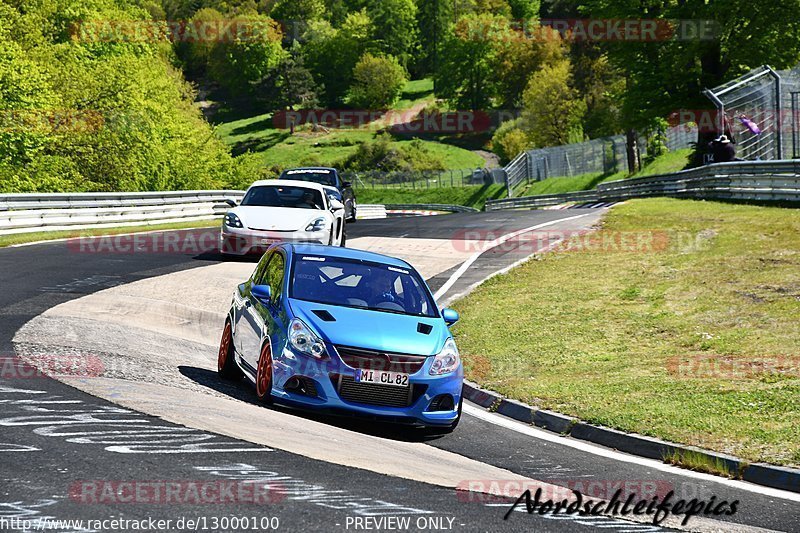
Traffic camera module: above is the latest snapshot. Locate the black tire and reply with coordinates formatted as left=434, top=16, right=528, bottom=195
left=217, top=321, right=243, bottom=380
left=347, top=201, right=357, bottom=223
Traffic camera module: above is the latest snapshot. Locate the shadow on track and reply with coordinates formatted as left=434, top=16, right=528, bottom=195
left=178, top=365, right=455, bottom=443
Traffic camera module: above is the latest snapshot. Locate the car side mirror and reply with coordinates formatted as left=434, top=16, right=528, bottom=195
left=342, top=181, right=352, bottom=188
left=251, top=284, right=272, bottom=304
left=442, top=308, right=459, bottom=326
left=223, top=198, right=238, bottom=207
left=329, top=198, right=345, bottom=211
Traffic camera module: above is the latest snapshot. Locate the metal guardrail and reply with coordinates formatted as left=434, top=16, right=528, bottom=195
left=0, top=191, right=245, bottom=235
left=383, top=204, right=479, bottom=213
left=0, top=190, right=390, bottom=235
left=487, top=160, right=800, bottom=210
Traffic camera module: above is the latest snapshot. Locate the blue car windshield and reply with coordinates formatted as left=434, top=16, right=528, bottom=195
left=290, top=255, right=437, bottom=318
left=280, top=169, right=337, bottom=187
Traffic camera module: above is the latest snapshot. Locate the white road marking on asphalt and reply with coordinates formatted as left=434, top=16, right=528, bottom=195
left=433, top=213, right=591, bottom=301
left=464, top=404, right=800, bottom=503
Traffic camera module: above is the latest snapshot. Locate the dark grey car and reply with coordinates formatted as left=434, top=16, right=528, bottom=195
left=279, top=167, right=357, bottom=222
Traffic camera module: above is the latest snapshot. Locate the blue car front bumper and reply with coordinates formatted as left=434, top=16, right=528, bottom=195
left=269, top=345, right=463, bottom=426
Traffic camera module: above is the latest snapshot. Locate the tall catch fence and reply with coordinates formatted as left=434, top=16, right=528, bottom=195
left=504, top=127, right=696, bottom=196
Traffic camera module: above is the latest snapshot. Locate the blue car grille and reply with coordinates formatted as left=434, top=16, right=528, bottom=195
left=334, top=345, right=428, bottom=374
left=330, top=374, right=427, bottom=408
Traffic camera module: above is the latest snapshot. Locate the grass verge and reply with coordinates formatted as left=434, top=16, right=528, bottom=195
left=517, top=149, right=693, bottom=197
left=451, top=198, right=800, bottom=467
left=0, top=219, right=220, bottom=248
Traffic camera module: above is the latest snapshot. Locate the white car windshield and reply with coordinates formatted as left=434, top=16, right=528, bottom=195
left=241, top=186, right=324, bottom=210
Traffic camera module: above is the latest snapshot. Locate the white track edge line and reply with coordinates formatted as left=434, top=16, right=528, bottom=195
left=463, top=405, right=800, bottom=503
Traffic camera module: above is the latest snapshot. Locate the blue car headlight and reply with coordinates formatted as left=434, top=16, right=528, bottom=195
left=224, top=212, right=243, bottom=229
left=430, top=338, right=460, bottom=375
left=288, top=318, right=326, bottom=359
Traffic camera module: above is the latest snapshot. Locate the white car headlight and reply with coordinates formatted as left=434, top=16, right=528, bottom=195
left=429, top=338, right=461, bottom=375
left=224, top=212, right=243, bottom=228
left=288, top=318, right=326, bottom=359
left=305, top=217, right=328, bottom=232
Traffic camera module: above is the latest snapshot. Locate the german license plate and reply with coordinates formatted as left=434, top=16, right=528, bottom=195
left=354, top=369, right=409, bottom=388
left=260, top=238, right=278, bottom=245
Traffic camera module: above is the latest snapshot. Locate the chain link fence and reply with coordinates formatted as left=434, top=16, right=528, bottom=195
left=344, top=168, right=491, bottom=189
left=504, top=127, right=696, bottom=196
left=703, top=65, right=784, bottom=161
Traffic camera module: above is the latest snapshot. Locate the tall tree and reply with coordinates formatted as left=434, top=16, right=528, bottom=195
left=365, top=0, right=419, bottom=67
left=415, top=0, right=453, bottom=77
left=302, top=10, right=373, bottom=105
left=435, top=14, right=507, bottom=110
left=259, top=42, right=320, bottom=110
left=507, top=0, right=539, bottom=20
left=521, top=59, right=586, bottom=146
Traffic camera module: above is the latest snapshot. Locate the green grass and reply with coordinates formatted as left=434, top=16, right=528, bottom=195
left=638, top=148, right=693, bottom=177
left=355, top=184, right=506, bottom=210
left=664, top=449, right=736, bottom=478
left=395, top=78, right=435, bottom=110
left=451, top=198, right=800, bottom=467
left=517, top=149, right=693, bottom=197
left=0, top=219, right=221, bottom=248
left=213, top=80, right=483, bottom=171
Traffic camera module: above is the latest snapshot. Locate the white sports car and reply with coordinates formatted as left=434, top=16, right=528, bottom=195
left=220, top=180, right=346, bottom=256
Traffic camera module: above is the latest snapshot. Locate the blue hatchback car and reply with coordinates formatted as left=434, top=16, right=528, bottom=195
left=217, top=244, right=464, bottom=431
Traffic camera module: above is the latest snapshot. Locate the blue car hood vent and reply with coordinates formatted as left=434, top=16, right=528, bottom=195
left=417, top=323, right=433, bottom=335
left=312, top=309, right=336, bottom=322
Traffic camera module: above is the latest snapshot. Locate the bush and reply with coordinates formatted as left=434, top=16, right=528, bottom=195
left=342, top=133, right=444, bottom=172
left=347, top=53, right=407, bottom=109
left=0, top=0, right=239, bottom=194
left=491, top=118, right=531, bottom=164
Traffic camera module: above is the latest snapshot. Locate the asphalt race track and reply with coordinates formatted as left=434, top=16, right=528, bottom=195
left=1, top=210, right=799, bottom=533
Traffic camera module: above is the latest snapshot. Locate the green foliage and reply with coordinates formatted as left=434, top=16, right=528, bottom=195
left=414, top=0, right=452, bottom=76
left=269, top=0, right=326, bottom=21
left=259, top=42, right=320, bottom=110
left=435, top=14, right=507, bottom=110
left=644, top=118, right=669, bottom=166
left=343, top=133, right=445, bottom=172
left=302, top=12, right=372, bottom=105
left=206, top=14, right=285, bottom=96
left=364, top=0, right=418, bottom=67
left=493, top=24, right=565, bottom=108
left=506, top=0, right=539, bottom=20
left=580, top=0, right=800, bottom=130
left=347, top=53, right=407, bottom=108
left=0, top=0, right=243, bottom=194
left=490, top=118, right=530, bottom=164
left=521, top=60, right=586, bottom=147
